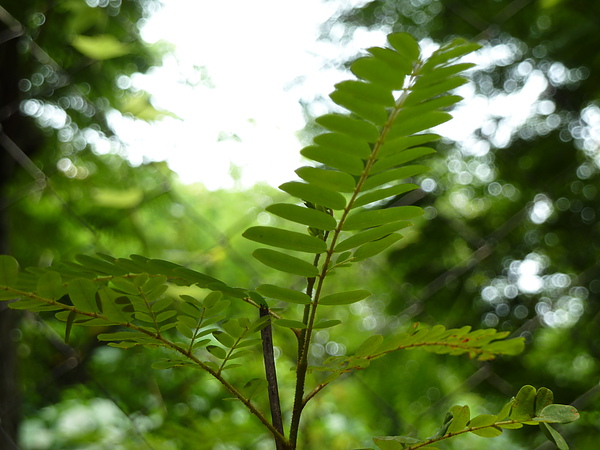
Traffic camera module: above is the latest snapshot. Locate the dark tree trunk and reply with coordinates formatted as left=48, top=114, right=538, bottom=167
left=0, top=16, right=39, bottom=449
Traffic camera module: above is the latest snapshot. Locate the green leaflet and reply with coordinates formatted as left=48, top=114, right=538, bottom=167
left=540, top=423, right=569, bottom=450
left=387, top=32, right=420, bottom=62
left=536, top=404, right=580, bottom=424
left=362, top=166, right=429, bottom=191
left=243, top=226, right=327, bottom=253
left=334, top=221, right=411, bottom=253
left=313, top=319, right=341, bottom=329
left=0, top=255, right=18, bottom=286
left=252, top=249, right=319, bottom=277
left=343, top=207, right=423, bottom=230
left=295, top=166, right=356, bottom=193
left=274, top=319, right=307, bottom=329
left=447, top=405, right=470, bottom=433
left=353, top=184, right=419, bottom=209
left=535, top=387, right=554, bottom=416
left=256, top=284, right=312, bottom=305
left=351, top=56, right=406, bottom=90
left=319, top=289, right=370, bottom=305
left=354, top=234, right=403, bottom=261
left=388, top=111, right=452, bottom=139
left=314, top=132, right=372, bottom=159
left=67, top=278, right=99, bottom=313
left=267, top=203, right=337, bottom=231
left=334, top=80, right=395, bottom=106
left=378, top=134, right=440, bottom=157
left=403, top=77, right=468, bottom=108
left=315, top=113, right=379, bottom=143
left=300, top=145, right=365, bottom=176
left=371, top=147, right=436, bottom=174
left=367, top=46, right=412, bottom=74
left=329, top=90, right=388, bottom=126
left=37, top=271, right=66, bottom=300
left=279, top=181, right=347, bottom=210
left=510, top=385, right=536, bottom=421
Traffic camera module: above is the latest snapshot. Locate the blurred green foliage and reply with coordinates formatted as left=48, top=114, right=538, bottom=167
left=1, top=0, right=599, bottom=449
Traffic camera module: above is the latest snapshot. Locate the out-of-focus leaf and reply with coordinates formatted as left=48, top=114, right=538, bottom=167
left=71, top=34, right=131, bottom=60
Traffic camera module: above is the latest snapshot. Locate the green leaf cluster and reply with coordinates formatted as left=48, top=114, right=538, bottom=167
left=309, top=323, right=525, bottom=383
left=244, top=33, right=479, bottom=280
left=366, top=385, right=579, bottom=450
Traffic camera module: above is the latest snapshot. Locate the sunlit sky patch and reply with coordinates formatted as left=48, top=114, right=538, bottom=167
left=108, top=0, right=377, bottom=190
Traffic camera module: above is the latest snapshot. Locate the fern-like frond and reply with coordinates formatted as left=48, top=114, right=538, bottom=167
left=245, top=33, right=479, bottom=283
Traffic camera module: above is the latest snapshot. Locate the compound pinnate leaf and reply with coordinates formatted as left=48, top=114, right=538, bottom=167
left=0, top=255, right=18, bottom=286
left=319, top=289, right=370, bottom=305
left=243, top=226, right=327, bottom=253
left=67, top=278, right=99, bottom=313
left=252, top=249, right=319, bottom=277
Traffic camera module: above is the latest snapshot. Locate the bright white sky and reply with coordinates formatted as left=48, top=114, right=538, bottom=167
left=109, top=0, right=382, bottom=190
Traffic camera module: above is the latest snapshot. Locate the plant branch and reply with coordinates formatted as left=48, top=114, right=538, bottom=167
left=260, top=305, right=285, bottom=449
left=1, top=287, right=291, bottom=447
